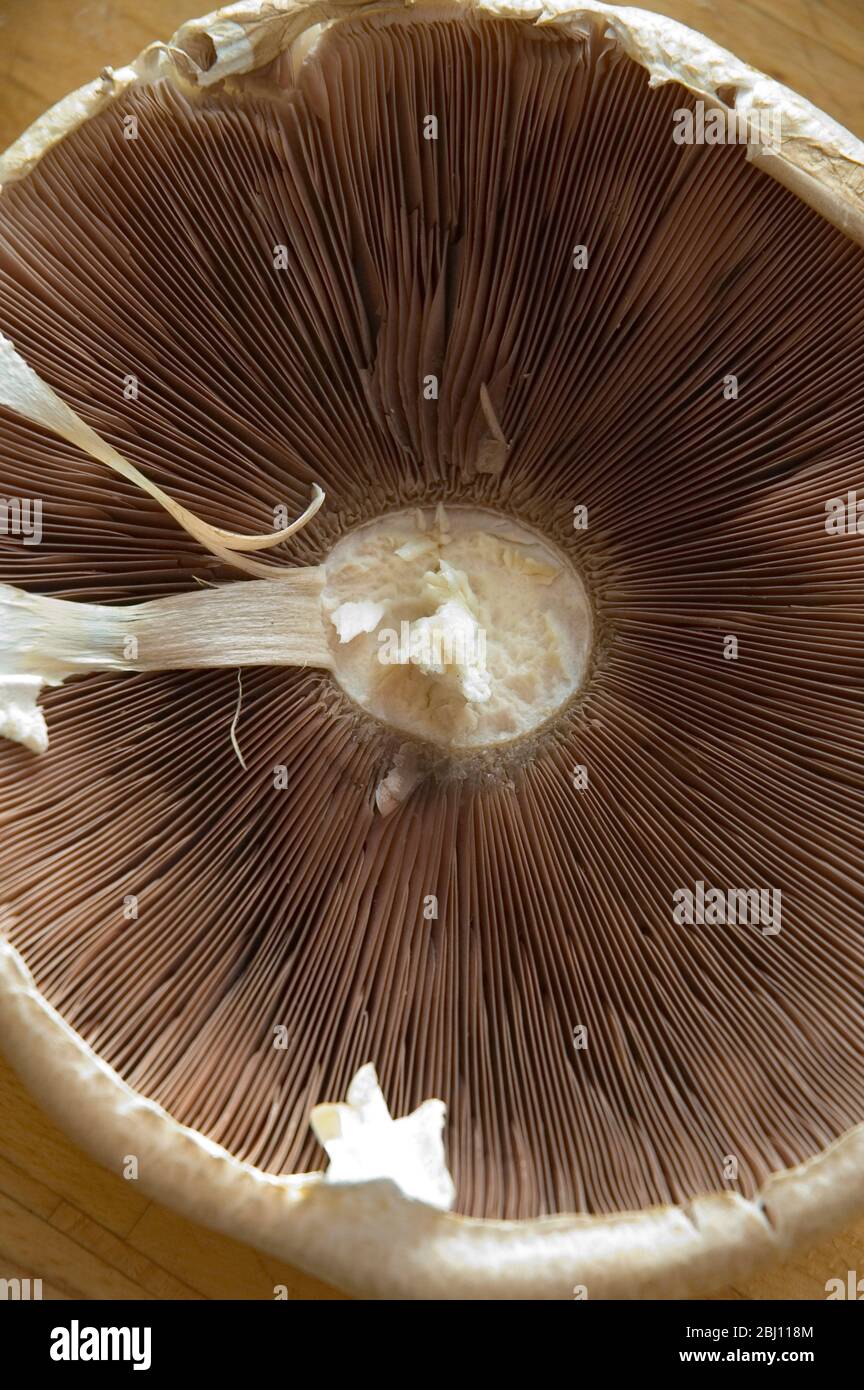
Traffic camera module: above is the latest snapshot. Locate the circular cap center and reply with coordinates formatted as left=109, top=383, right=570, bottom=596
left=323, top=506, right=592, bottom=750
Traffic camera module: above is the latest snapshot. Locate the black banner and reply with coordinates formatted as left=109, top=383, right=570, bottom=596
left=4, top=1295, right=859, bottom=1375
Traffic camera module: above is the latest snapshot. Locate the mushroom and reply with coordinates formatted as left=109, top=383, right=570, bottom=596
left=0, top=0, right=863, bottom=1300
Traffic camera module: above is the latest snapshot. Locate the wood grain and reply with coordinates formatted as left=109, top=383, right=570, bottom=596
left=0, top=0, right=862, bottom=1301
left=0, top=1056, right=345, bottom=1300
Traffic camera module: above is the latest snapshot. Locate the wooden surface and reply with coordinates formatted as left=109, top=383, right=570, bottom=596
left=0, top=1055, right=346, bottom=1300
left=0, top=0, right=862, bottom=1301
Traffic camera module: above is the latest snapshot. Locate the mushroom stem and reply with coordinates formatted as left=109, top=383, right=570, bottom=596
left=0, top=573, right=331, bottom=753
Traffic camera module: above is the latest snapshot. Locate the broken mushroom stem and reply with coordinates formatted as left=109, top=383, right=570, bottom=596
left=0, top=341, right=591, bottom=824
left=0, top=573, right=332, bottom=754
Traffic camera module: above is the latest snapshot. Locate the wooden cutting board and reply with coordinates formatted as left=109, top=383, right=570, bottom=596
left=0, top=0, right=862, bottom=1301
